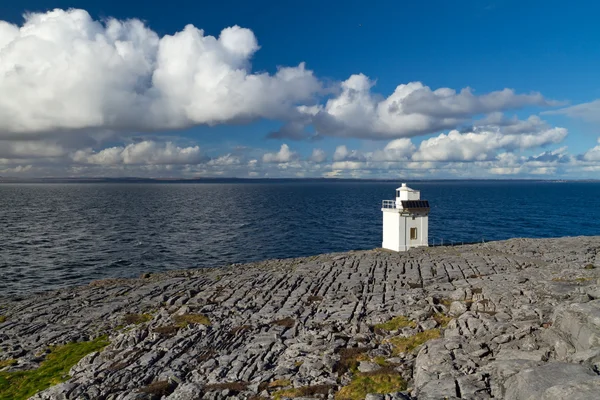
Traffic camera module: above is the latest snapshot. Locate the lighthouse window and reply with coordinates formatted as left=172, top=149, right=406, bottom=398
left=410, top=227, right=418, bottom=240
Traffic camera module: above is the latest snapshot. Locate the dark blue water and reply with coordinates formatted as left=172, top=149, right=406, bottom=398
left=1, top=181, right=599, bottom=296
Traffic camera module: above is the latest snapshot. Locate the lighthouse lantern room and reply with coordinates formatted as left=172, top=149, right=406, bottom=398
left=381, top=183, right=429, bottom=252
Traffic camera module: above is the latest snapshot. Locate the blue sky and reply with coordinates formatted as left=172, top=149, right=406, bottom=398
left=1, top=1, right=600, bottom=178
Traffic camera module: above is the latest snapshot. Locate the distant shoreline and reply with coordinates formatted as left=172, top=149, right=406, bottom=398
left=1, top=177, right=598, bottom=184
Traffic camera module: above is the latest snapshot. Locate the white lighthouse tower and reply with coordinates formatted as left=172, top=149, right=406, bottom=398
left=381, top=183, right=430, bottom=252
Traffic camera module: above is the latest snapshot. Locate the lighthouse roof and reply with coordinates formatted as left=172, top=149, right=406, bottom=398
left=396, top=183, right=418, bottom=191
left=401, top=200, right=430, bottom=210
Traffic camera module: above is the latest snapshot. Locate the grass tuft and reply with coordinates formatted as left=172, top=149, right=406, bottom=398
left=0, top=316, right=6, bottom=323
left=268, top=379, right=291, bottom=388
left=0, top=336, right=109, bottom=400
left=271, top=317, right=295, bottom=328
left=273, top=384, right=336, bottom=400
left=122, top=313, right=152, bottom=325
left=388, top=329, right=441, bottom=355
left=334, top=347, right=370, bottom=375
left=203, top=381, right=249, bottom=393
left=153, top=325, right=180, bottom=336
left=432, top=313, right=453, bottom=328
left=335, top=372, right=406, bottom=400
left=172, top=313, right=211, bottom=327
left=0, top=360, right=16, bottom=369
left=138, top=380, right=176, bottom=397
left=374, top=316, right=416, bottom=332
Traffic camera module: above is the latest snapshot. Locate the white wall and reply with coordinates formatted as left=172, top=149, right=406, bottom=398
left=382, top=209, right=400, bottom=251
left=382, top=209, right=428, bottom=252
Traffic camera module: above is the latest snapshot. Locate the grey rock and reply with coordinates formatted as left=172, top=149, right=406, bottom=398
left=5, top=236, right=600, bottom=400
left=552, top=300, right=600, bottom=352
left=504, top=362, right=598, bottom=400
left=449, top=301, right=468, bottom=317
left=358, top=361, right=381, bottom=373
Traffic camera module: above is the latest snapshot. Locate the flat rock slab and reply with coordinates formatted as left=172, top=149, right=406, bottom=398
left=0, top=236, right=599, bottom=399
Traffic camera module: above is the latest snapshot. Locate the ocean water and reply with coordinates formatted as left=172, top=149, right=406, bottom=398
left=1, top=180, right=599, bottom=296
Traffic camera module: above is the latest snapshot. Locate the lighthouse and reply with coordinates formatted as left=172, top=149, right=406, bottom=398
left=381, top=183, right=430, bottom=252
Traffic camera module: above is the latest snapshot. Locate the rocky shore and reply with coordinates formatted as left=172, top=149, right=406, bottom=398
left=1, top=236, right=600, bottom=399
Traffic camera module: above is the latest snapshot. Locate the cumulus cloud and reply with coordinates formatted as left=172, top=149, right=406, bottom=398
left=262, top=144, right=298, bottom=163
left=332, top=145, right=366, bottom=161
left=583, top=138, right=600, bottom=161
left=544, top=100, right=600, bottom=123
left=527, top=146, right=570, bottom=163
left=282, top=75, right=555, bottom=140
left=370, top=138, right=416, bottom=161
left=0, top=9, right=321, bottom=137
left=469, top=114, right=549, bottom=135
left=207, top=154, right=240, bottom=166
left=309, top=148, right=327, bottom=163
left=412, top=127, right=567, bottom=162
left=72, top=141, right=203, bottom=165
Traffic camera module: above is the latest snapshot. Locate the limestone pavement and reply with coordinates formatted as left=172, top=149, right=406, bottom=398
left=1, top=236, right=600, bottom=399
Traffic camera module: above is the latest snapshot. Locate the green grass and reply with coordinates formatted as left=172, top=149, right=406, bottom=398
left=388, top=329, right=441, bottom=355
left=335, top=372, right=406, bottom=400
left=0, top=360, right=16, bottom=369
left=0, top=316, right=6, bottom=324
left=0, top=336, right=109, bottom=400
left=172, top=313, right=211, bottom=327
left=374, top=316, right=416, bottom=332
left=122, top=313, right=152, bottom=325
left=273, top=384, right=336, bottom=400
left=268, top=379, right=291, bottom=388
left=432, top=312, right=453, bottom=328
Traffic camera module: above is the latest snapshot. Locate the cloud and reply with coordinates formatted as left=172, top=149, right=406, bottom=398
left=469, top=114, right=549, bottom=135
left=412, top=127, right=567, bottom=162
left=527, top=146, right=570, bottom=163
left=282, top=75, right=556, bottom=140
left=370, top=138, right=416, bottom=161
left=544, top=100, right=600, bottom=123
left=207, top=154, right=240, bottom=166
left=71, top=141, right=203, bottom=165
left=262, top=144, right=298, bottom=163
left=333, top=145, right=365, bottom=161
left=267, top=121, right=318, bottom=141
left=0, top=141, right=66, bottom=159
left=309, top=148, right=326, bottom=163
left=0, top=9, right=321, bottom=137
left=583, top=138, right=600, bottom=161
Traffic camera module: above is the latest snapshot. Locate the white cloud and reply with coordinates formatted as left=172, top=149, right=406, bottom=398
left=290, top=75, right=554, bottom=140
left=544, top=100, right=600, bottom=123
left=332, top=145, right=365, bottom=161
left=0, top=164, right=32, bottom=174
left=471, top=114, right=549, bottom=134
left=370, top=138, right=416, bottom=161
left=262, top=144, right=298, bottom=163
left=207, top=154, right=240, bottom=166
left=412, top=128, right=567, bottom=161
left=72, top=141, right=203, bottom=165
left=583, top=138, right=600, bottom=161
left=331, top=161, right=365, bottom=170
left=309, top=148, right=326, bottom=163
left=0, top=9, right=321, bottom=137
left=0, top=141, right=66, bottom=158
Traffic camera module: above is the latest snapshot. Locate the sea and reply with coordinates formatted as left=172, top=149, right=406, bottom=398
left=1, top=180, right=599, bottom=297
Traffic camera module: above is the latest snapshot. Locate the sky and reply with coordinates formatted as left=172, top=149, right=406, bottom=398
left=1, top=0, right=600, bottom=179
